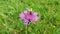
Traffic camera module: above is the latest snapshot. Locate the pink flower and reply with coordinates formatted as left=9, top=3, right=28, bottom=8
left=19, top=9, right=39, bottom=25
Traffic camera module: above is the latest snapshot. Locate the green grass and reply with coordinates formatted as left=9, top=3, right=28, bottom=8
left=0, top=0, right=60, bottom=34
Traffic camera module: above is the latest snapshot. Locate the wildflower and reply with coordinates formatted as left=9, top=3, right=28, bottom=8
left=19, top=8, right=39, bottom=25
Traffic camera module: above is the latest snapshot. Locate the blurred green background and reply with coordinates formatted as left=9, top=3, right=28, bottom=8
left=0, top=0, right=60, bottom=34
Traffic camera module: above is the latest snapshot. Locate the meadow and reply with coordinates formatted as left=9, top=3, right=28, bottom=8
left=0, top=0, right=60, bottom=34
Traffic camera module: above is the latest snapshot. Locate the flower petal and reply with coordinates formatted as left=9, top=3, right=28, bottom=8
left=32, top=16, right=39, bottom=22
left=24, top=19, right=29, bottom=25
left=33, top=12, right=38, bottom=16
left=24, top=10, right=28, bottom=14
left=20, top=13, right=25, bottom=19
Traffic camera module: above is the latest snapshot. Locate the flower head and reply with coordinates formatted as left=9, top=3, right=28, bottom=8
left=19, top=8, right=39, bottom=25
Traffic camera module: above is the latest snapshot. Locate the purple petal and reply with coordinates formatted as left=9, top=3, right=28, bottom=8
left=20, top=13, right=25, bottom=20
left=33, top=12, right=38, bottom=16
left=24, top=19, right=29, bottom=25
left=24, top=10, right=28, bottom=14
left=32, top=16, right=39, bottom=22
